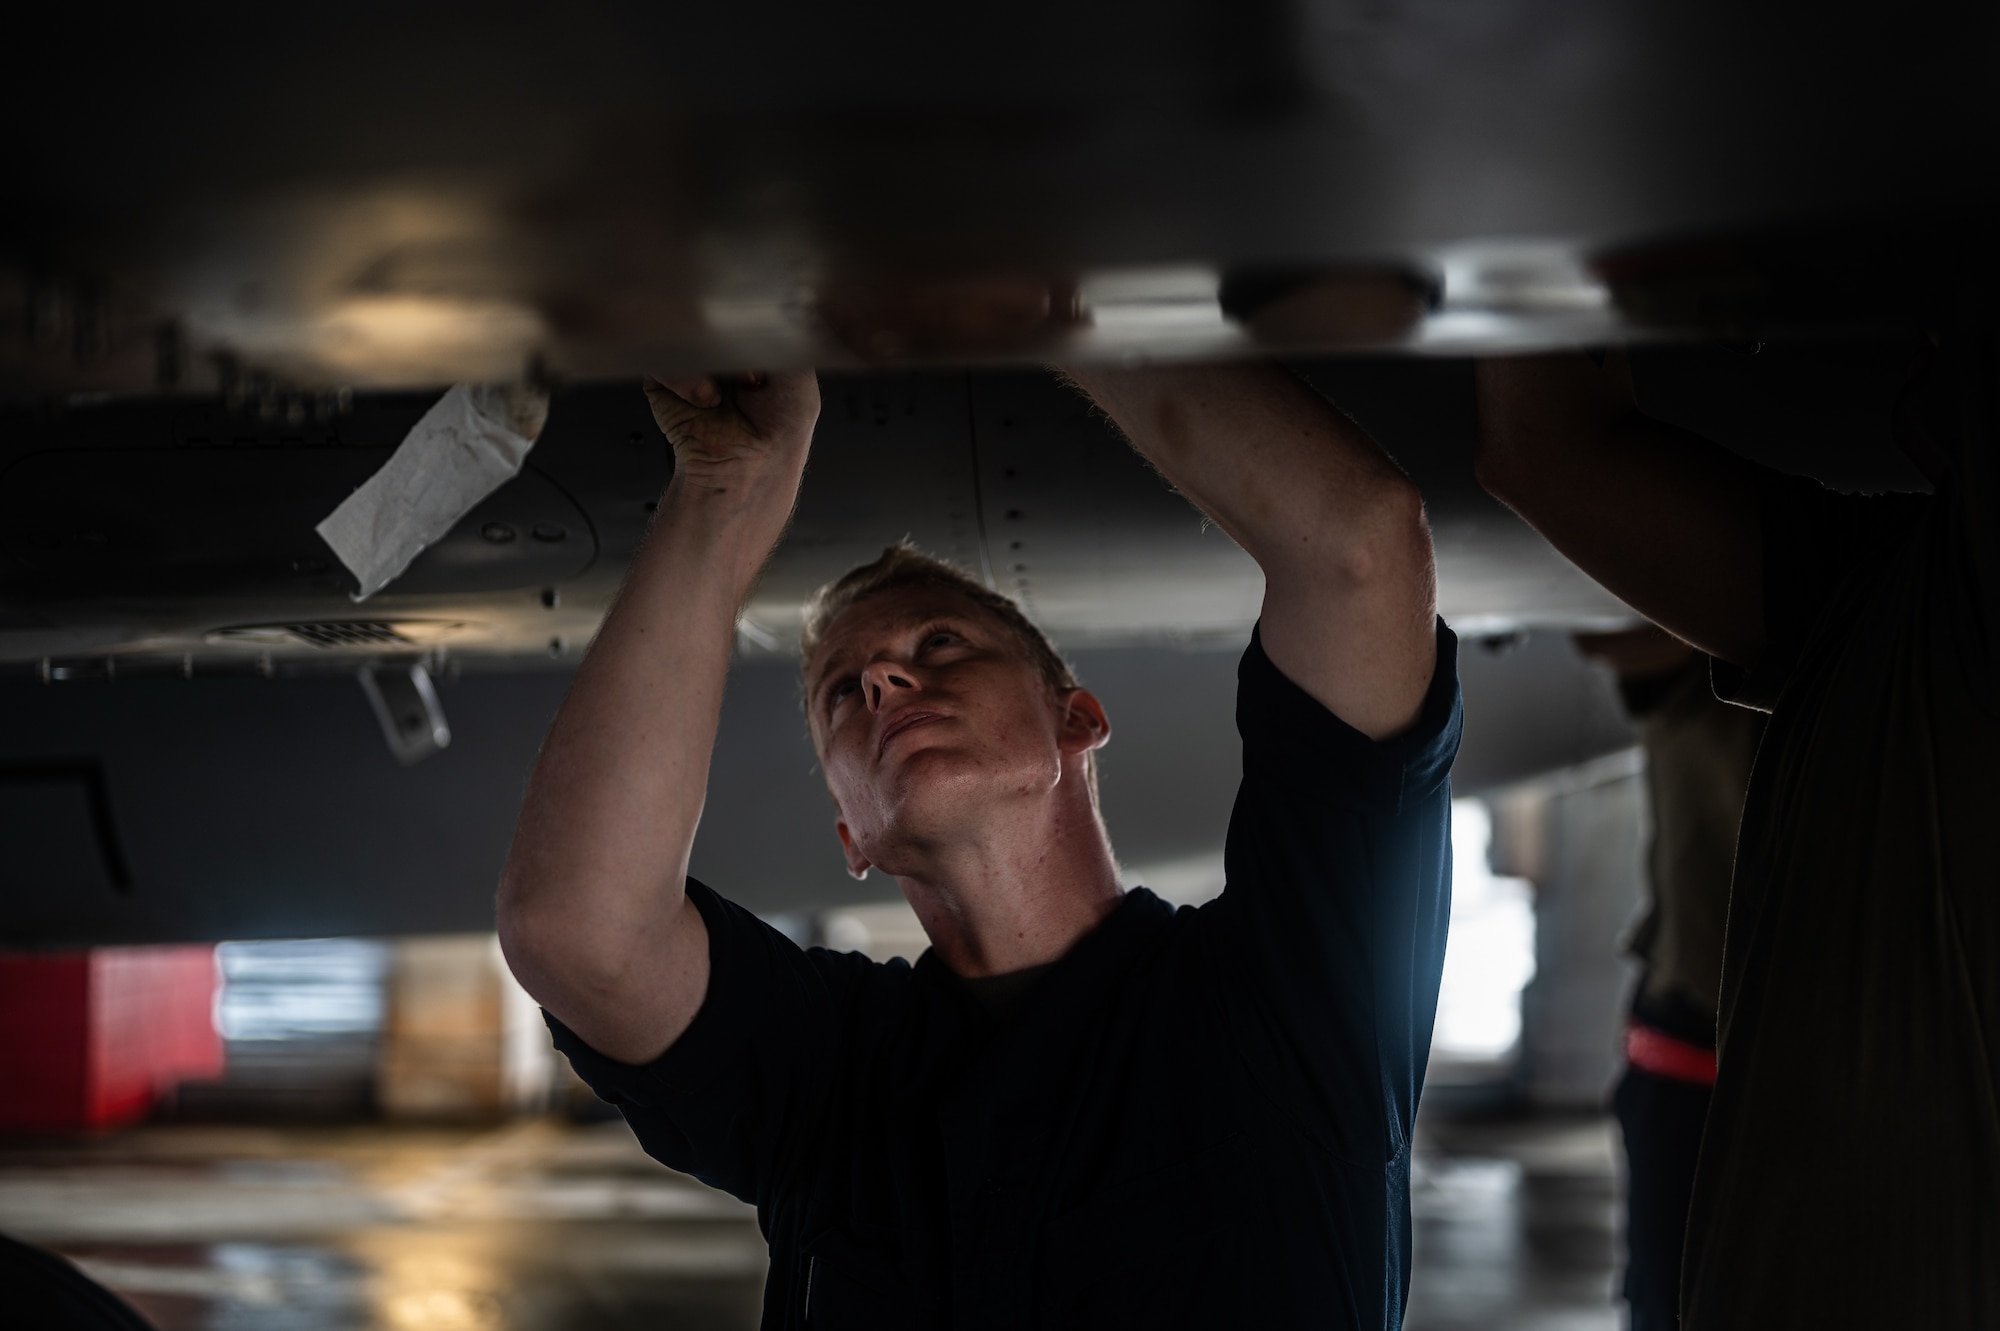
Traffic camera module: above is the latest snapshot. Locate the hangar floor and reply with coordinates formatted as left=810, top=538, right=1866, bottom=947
left=1, top=1110, right=1619, bottom=1330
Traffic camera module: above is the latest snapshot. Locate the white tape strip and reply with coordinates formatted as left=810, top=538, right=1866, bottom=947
left=317, top=383, right=550, bottom=601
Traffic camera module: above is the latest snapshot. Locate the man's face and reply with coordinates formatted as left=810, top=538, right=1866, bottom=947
left=805, top=586, right=1104, bottom=878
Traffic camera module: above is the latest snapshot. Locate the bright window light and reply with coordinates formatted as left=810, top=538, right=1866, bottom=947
left=1432, top=800, right=1537, bottom=1064
left=214, top=938, right=389, bottom=1042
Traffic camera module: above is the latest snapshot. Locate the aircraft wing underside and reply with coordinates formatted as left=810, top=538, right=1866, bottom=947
left=0, top=0, right=1968, bottom=941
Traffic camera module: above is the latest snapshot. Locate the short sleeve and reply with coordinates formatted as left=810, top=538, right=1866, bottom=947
left=1711, top=472, right=1929, bottom=711
left=544, top=879, right=883, bottom=1208
left=1200, top=620, right=1461, bottom=1166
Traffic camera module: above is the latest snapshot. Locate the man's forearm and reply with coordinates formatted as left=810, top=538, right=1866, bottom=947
left=1060, top=361, right=1417, bottom=583
left=1474, top=354, right=1766, bottom=668
left=1060, top=361, right=1435, bottom=738
left=497, top=465, right=799, bottom=1045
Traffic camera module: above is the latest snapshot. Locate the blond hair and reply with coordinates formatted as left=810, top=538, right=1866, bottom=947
left=799, top=543, right=1098, bottom=801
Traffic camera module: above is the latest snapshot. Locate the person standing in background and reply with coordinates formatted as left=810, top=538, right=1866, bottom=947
left=1573, top=625, right=1762, bottom=1331
left=1480, top=340, right=2000, bottom=1328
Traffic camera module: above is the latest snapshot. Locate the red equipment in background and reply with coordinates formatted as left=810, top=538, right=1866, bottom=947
left=0, top=947, right=223, bottom=1132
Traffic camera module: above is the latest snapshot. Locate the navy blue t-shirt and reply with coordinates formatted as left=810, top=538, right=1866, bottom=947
left=550, top=622, right=1462, bottom=1330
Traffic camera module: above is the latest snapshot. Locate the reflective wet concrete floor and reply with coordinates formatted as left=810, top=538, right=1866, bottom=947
left=1, top=1112, right=1619, bottom=1329
left=1408, top=1114, right=1621, bottom=1331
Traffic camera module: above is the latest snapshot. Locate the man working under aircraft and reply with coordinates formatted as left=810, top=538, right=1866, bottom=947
left=1476, top=344, right=2000, bottom=1329
left=497, top=359, right=1459, bottom=1329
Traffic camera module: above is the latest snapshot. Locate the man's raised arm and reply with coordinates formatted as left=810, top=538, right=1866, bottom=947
left=497, top=371, right=819, bottom=1066
left=1060, top=361, right=1435, bottom=739
left=1474, top=352, right=1767, bottom=669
